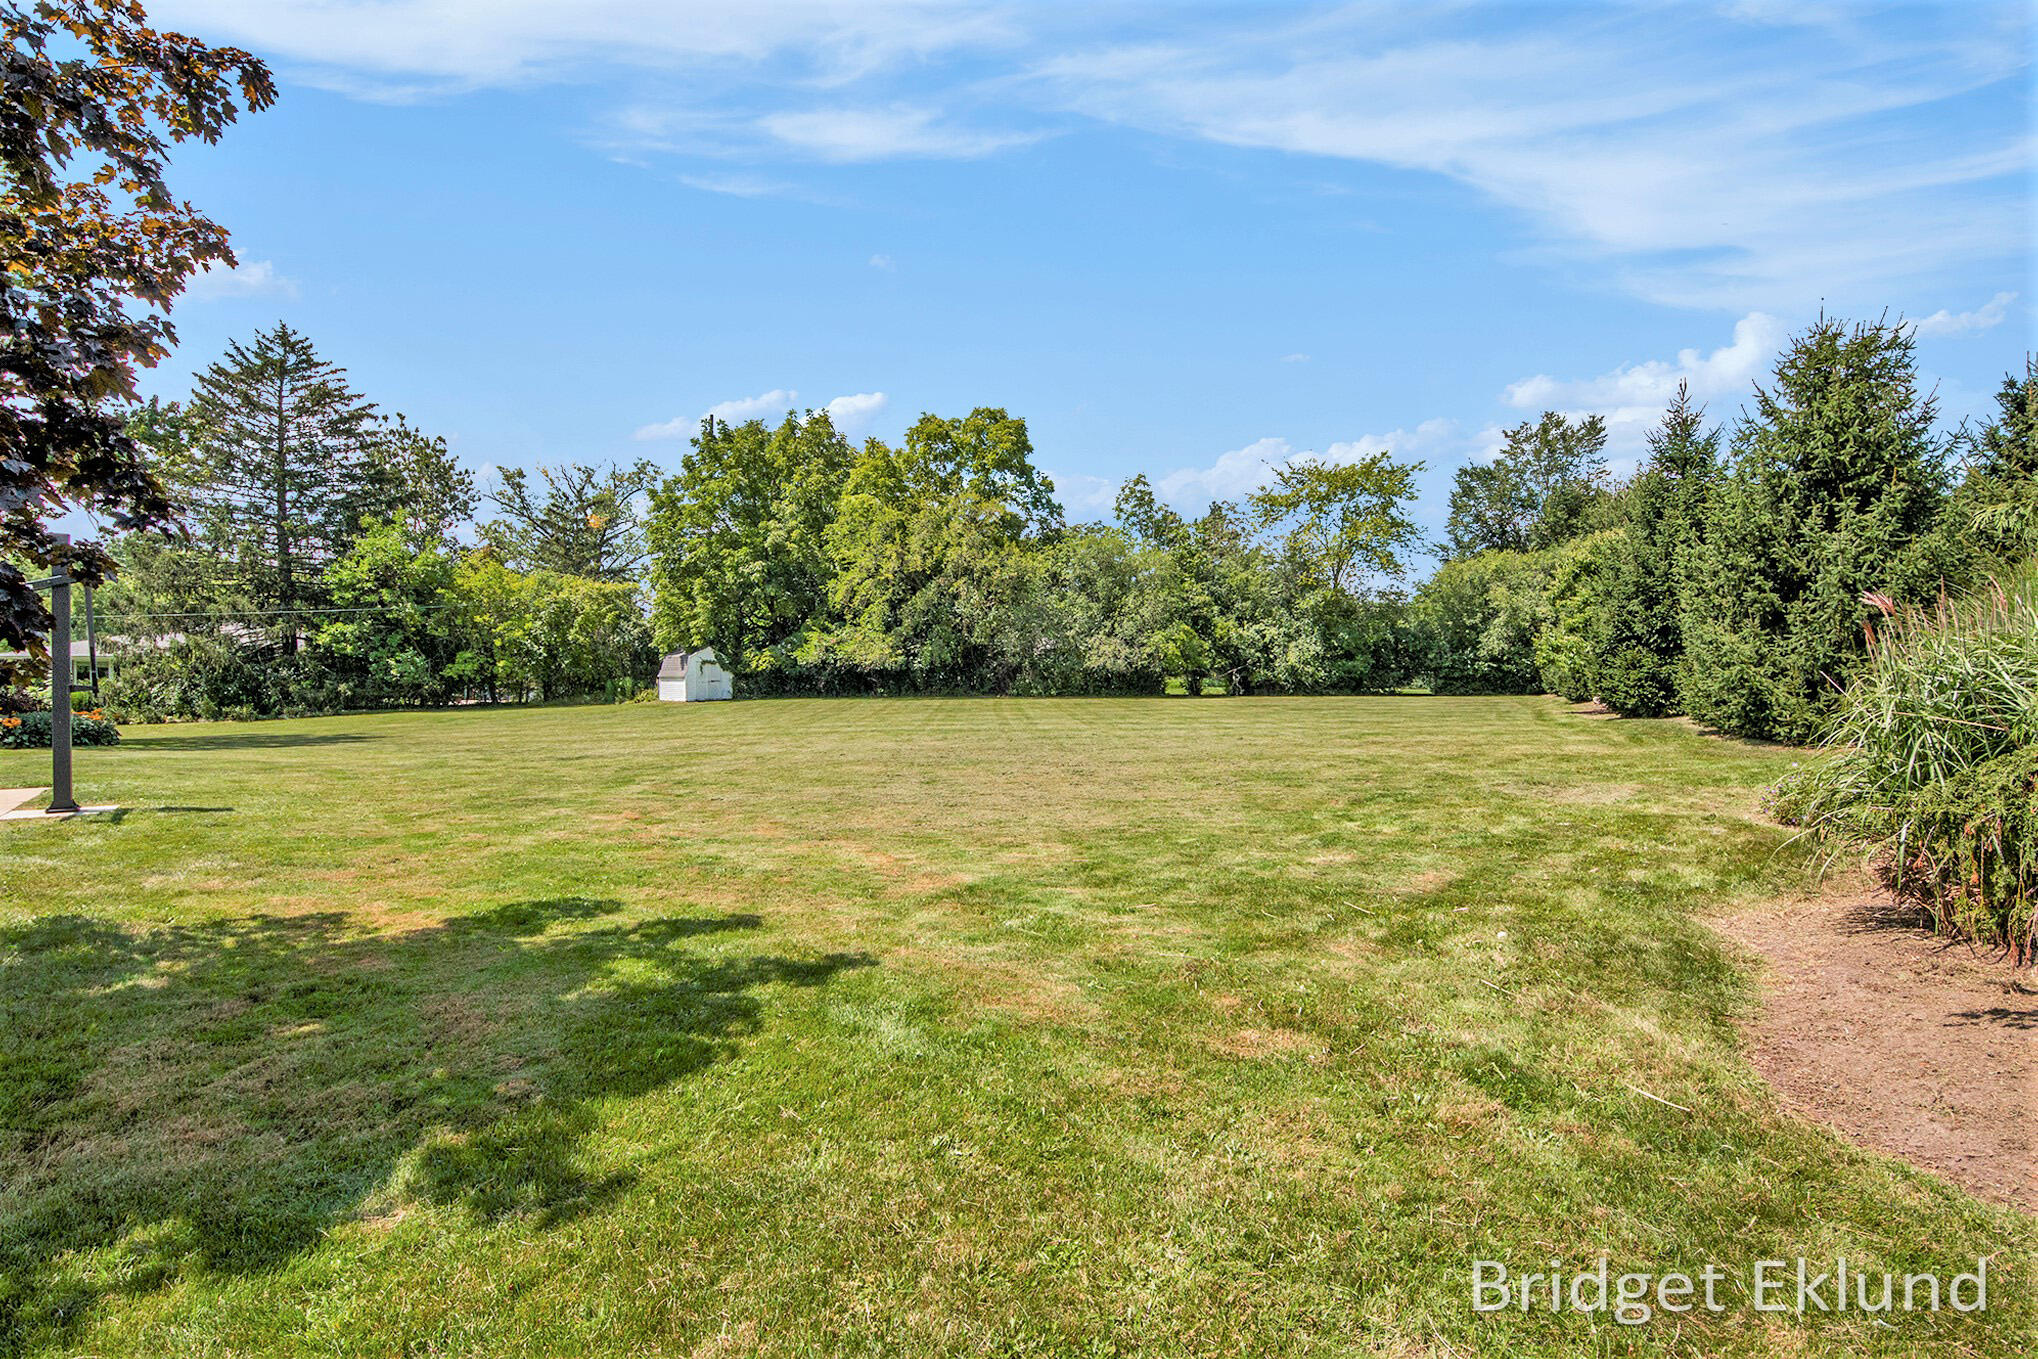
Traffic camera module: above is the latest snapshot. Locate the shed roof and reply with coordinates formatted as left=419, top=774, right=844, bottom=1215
left=657, top=652, right=688, bottom=680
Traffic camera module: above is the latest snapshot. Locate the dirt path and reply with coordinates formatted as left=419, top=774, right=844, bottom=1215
left=1718, top=892, right=2037, bottom=1212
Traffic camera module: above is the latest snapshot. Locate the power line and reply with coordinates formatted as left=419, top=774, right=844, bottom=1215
left=92, top=601, right=474, bottom=623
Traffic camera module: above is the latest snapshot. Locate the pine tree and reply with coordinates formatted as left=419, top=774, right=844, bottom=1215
left=1681, top=316, right=1948, bottom=742
left=1953, top=356, right=2037, bottom=562
left=186, top=324, right=379, bottom=648
left=1968, top=356, right=2037, bottom=481
left=1594, top=382, right=1719, bottom=716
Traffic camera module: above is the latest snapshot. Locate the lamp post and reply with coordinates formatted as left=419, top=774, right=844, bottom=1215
left=28, top=534, right=79, bottom=815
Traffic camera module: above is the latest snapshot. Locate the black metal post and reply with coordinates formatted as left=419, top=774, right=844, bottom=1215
left=47, top=538, right=78, bottom=815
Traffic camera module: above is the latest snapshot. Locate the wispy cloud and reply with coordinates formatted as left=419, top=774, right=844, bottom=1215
left=1029, top=7, right=2030, bottom=310
left=678, top=171, right=795, bottom=198
left=181, top=258, right=298, bottom=302
left=151, top=1, right=1019, bottom=95
left=757, top=105, right=1041, bottom=162
left=868, top=253, right=896, bottom=271
left=1911, top=290, right=2019, bottom=338
left=156, top=2, right=2030, bottom=312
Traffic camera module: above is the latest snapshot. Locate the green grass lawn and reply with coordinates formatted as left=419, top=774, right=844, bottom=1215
left=1, top=697, right=2030, bottom=1356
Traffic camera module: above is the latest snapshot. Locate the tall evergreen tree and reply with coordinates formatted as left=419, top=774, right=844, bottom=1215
left=1967, top=356, right=2037, bottom=482
left=1594, top=382, right=1720, bottom=716
left=185, top=323, right=379, bottom=647
left=1954, top=356, right=2037, bottom=562
left=1681, top=316, right=1948, bottom=743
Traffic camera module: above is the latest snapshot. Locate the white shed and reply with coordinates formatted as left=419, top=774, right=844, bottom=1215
left=656, top=647, right=732, bottom=702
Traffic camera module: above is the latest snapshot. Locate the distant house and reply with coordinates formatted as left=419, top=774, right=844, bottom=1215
left=657, top=647, right=732, bottom=702
left=1, top=638, right=130, bottom=690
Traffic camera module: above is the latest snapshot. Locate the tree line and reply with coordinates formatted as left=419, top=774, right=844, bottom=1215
left=647, top=406, right=1425, bottom=697
left=89, top=323, right=661, bottom=718
left=1423, top=318, right=2032, bottom=743
left=62, top=313, right=2033, bottom=740
left=647, top=315, right=2032, bottom=745
left=4, top=4, right=2030, bottom=753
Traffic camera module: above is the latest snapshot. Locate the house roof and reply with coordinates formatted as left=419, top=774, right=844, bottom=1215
left=1, top=634, right=181, bottom=664
left=2, top=640, right=107, bottom=662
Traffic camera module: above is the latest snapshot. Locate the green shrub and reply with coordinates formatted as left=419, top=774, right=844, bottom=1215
left=1408, top=549, right=1550, bottom=694
left=0, top=708, right=121, bottom=749
left=1771, top=562, right=2038, bottom=959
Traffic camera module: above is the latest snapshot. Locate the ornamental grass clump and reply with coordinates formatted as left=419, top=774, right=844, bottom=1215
left=1769, top=560, right=2038, bottom=960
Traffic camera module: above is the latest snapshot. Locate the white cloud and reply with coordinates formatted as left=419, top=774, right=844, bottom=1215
left=631, top=416, right=696, bottom=441
left=824, top=391, right=887, bottom=431
left=678, top=171, right=792, bottom=198
left=635, top=388, right=885, bottom=439
left=705, top=389, right=799, bottom=424
left=1045, top=469, right=1117, bottom=516
left=756, top=105, right=1039, bottom=161
left=1500, top=312, right=1789, bottom=465
left=182, top=258, right=297, bottom=302
left=1280, top=352, right=1310, bottom=364
left=1148, top=419, right=1477, bottom=508
left=1911, top=290, right=2018, bottom=338
left=633, top=388, right=799, bottom=439
left=152, top=3, right=2029, bottom=311
left=869, top=253, right=896, bottom=271
left=1155, top=436, right=1294, bottom=503
left=1506, top=312, right=1786, bottom=411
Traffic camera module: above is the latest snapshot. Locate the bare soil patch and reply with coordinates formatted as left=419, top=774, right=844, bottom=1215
left=1718, top=892, right=2037, bottom=1212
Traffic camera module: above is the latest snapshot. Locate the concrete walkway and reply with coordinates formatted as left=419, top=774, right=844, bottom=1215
left=0, top=787, right=116, bottom=821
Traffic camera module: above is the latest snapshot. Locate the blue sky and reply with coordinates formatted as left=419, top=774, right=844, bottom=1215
left=140, top=0, right=2033, bottom=541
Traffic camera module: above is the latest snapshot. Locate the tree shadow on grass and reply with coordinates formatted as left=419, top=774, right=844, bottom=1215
left=0, top=898, right=870, bottom=1351
left=113, top=730, right=379, bottom=751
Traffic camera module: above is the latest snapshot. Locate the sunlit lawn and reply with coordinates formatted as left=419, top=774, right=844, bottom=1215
left=1, top=697, right=2030, bottom=1356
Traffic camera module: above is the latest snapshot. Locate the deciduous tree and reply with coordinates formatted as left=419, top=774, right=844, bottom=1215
left=1, top=0, right=273, bottom=682
left=1443, top=412, right=1609, bottom=557
left=483, top=460, right=656, bottom=581
left=647, top=411, right=854, bottom=672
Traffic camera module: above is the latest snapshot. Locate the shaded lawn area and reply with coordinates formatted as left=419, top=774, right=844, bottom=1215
left=0, top=696, right=2030, bottom=1356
